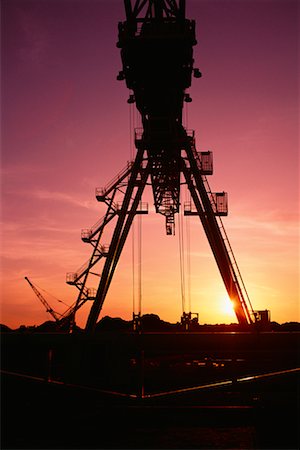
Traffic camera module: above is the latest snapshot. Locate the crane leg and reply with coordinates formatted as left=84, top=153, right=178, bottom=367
left=85, top=149, right=149, bottom=332
left=182, top=148, right=250, bottom=326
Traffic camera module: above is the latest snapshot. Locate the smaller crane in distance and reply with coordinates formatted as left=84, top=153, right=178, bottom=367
left=25, top=276, right=62, bottom=322
left=25, top=276, right=85, bottom=331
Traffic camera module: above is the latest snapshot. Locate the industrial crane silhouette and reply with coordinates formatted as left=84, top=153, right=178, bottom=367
left=25, top=277, right=62, bottom=322
left=67, top=0, right=259, bottom=332
left=25, top=276, right=82, bottom=329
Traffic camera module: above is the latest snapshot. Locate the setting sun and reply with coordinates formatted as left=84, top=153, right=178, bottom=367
left=220, top=295, right=236, bottom=318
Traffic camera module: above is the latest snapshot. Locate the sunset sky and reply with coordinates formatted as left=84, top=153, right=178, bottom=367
left=1, top=0, right=299, bottom=329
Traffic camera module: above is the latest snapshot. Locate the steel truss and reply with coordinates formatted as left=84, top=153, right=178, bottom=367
left=66, top=0, right=256, bottom=330
left=66, top=128, right=254, bottom=331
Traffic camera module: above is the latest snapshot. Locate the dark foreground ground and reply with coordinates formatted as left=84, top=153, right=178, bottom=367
left=1, top=331, right=299, bottom=449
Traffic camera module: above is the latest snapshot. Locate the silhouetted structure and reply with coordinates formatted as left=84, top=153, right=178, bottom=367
left=66, top=0, right=268, bottom=331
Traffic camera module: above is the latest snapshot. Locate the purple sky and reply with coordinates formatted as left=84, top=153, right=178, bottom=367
left=1, top=0, right=299, bottom=328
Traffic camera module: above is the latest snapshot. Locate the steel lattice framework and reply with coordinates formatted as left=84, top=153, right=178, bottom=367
left=66, top=0, right=257, bottom=331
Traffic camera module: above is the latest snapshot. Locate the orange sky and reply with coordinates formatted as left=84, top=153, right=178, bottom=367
left=1, top=0, right=299, bottom=328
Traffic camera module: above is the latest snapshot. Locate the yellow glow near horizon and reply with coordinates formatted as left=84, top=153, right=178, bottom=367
left=220, top=295, right=236, bottom=318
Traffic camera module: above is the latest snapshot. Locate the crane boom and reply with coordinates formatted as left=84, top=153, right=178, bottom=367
left=24, top=277, right=61, bottom=322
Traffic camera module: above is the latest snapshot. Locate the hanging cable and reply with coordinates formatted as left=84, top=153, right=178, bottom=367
left=33, top=282, right=70, bottom=308
left=129, top=102, right=143, bottom=321
left=184, top=102, right=189, bottom=130
left=138, top=214, right=142, bottom=315
left=132, top=221, right=136, bottom=315
left=185, top=202, right=191, bottom=313
left=178, top=208, right=186, bottom=314
left=135, top=103, right=141, bottom=131
left=129, top=101, right=134, bottom=161
left=184, top=105, right=190, bottom=312
left=129, top=102, right=136, bottom=316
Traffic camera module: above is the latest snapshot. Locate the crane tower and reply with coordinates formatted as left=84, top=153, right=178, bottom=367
left=67, top=0, right=257, bottom=331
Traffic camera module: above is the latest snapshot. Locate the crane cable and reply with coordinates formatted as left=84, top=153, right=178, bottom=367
left=178, top=103, right=192, bottom=315
left=138, top=214, right=142, bottom=315
left=186, top=191, right=192, bottom=313
left=31, top=281, right=70, bottom=308
left=184, top=101, right=189, bottom=131
left=178, top=102, right=189, bottom=314
left=129, top=102, right=142, bottom=318
left=178, top=207, right=186, bottom=314
left=136, top=106, right=142, bottom=315
left=130, top=102, right=136, bottom=315
left=185, top=105, right=192, bottom=313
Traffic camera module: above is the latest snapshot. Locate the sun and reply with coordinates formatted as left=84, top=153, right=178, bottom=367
left=220, top=295, right=236, bottom=317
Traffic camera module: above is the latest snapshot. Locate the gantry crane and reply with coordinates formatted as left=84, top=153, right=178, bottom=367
left=67, top=0, right=259, bottom=331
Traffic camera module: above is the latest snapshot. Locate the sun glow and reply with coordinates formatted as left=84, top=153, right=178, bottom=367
left=220, top=295, right=236, bottom=318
